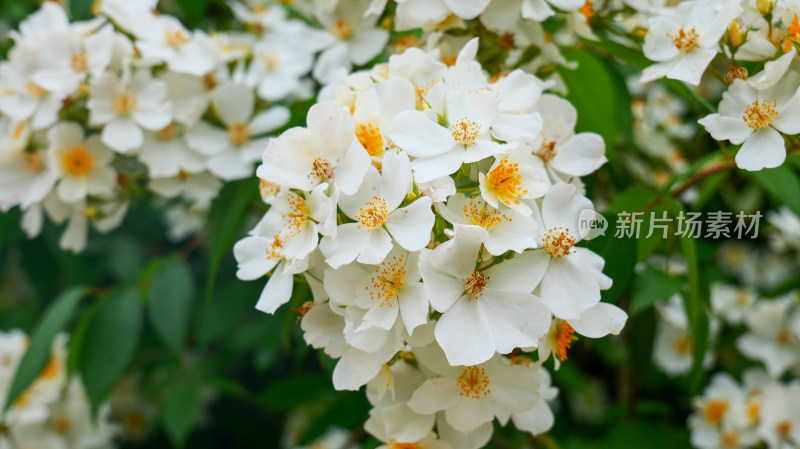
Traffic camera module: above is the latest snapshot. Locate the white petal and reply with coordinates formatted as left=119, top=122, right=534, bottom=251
left=408, top=377, right=460, bottom=414
left=390, top=111, right=453, bottom=158
left=320, top=222, right=371, bottom=268
left=435, top=298, right=495, bottom=366
left=568, top=302, right=628, bottom=338
left=385, top=197, right=434, bottom=252
left=254, top=264, right=294, bottom=314
left=735, top=127, right=785, bottom=171
left=444, top=397, right=494, bottom=432
left=102, top=118, right=143, bottom=153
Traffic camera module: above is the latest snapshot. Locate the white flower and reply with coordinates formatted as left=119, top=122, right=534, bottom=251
left=88, top=71, right=173, bottom=153
left=186, top=82, right=289, bottom=180
left=435, top=193, right=539, bottom=255
left=131, top=13, right=216, bottom=76
left=0, top=63, right=66, bottom=130
left=46, top=122, right=116, bottom=203
left=246, top=39, right=314, bottom=101
left=408, top=349, right=540, bottom=433
left=138, top=123, right=207, bottom=179
left=479, top=144, right=548, bottom=215
left=710, top=283, right=756, bottom=325
left=699, top=75, right=800, bottom=171
left=0, top=148, right=57, bottom=212
left=258, top=102, right=371, bottom=196
left=525, top=183, right=612, bottom=320
left=510, top=364, right=558, bottom=436
left=641, top=0, right=743, bottom=85
left=352, top=78, right=417, bottom=160
left=419, top=225, right=551, bottom=366
left=759, top=383, right=800, bottom=449
left=538, top=302, right=627, bottom=368
left=320, top=151, right=434, bottom=268
left=390, top=87, right=504, bottom=183
left=737, top=297, right=800, bottom=377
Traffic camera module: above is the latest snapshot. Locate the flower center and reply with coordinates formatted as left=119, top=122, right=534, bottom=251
left=367, top=253, right=407, bottom=306
left=464, top=271, right=488, bottom=296
left=259, top=179, right=281, bottom=200
left=776, top=328, right=792, bottom=344
left=487, top=156, right=527, bottom=206
left=703, top=400, right=728, bottom=425
left=282, top=192, right=310, bottom=236
left=112, top=88, right=138, bottom=115
left=227, top=122, right=250, bottom=145
left=462, top=198, right=509, bottom=231
left=674, top=335, right=693, bottom=355
left=203, top=73, right=218, bottom=91
left=580, top=1, right=594, bottom=25
left=330, top=19, right=353, bottom=40
left=356, top=196, right=389, bottom=230
left=25, top=81, right=47, bottom=97
left=52, top=415, right=70, bottom=433
left=747, top=398, right=760, bottom=423
left=25, top=153, right=45, bottom=173
left=777, top=421, right=793, bottom=437
left=156, top=122, right=177, bottom=140
left=165, top=26, right=189, bottom=48
left=309, top=157, right=333, bottom=182
left=543, top=227, right=576, bottom=258
left=743, top=99, right=777, bottom=129
left=670, top=26, right=699, bottom=51
left=457, top=366, right=491, bottom=399
left=70, top=52, right=88, bottom=72
left=720, top=430, right=740, bottom=448
left=356, top=123, right=384, bottom=157
left=266, top=234, right=285, bottom=260
left=552, top=321, right=577, bottom=361
left=387, top=443, right=419, bottom=449
left=538, top=139, right=557, bottom=162
left=40, top=354, right=60, bottom=379
left=13, top=123, right=27, bottom=140
left=60, top=143, right=95, bottom=177
left=451, top=118, right=481, bottom=145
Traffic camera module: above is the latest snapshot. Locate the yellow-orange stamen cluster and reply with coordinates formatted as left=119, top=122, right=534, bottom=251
left=330, top=19, right=353, bottom=40
left=671, top=26, right=699, bottom=51
left=703, top=400, right=729, bottom=424
left=464, top=271, right=488, bottom=296
left=282, top=192, right=309, bottom=236
left=292, top=301, right=315, bottom=324
left=266, top=234, right=284, bottom=260
left=25, top=153, right=45, bottom=173
left=451, top=118, right=481, bottom=145
left=13, top=123, right=27, bottom=140
left=743, top=99, right=777, bottom=129
left=367, top=254, right=407, bottom=306
left=70, top=52, right=88, bottom=72
left=25, top=81, right=47, bottom=97
left=543, top=227, right=575, bottom=258
left=356, top=123, right=384, bottom=157
left=227, top=122, right=250, bottom=145
left=259, top=179, right=281, bottom=200
left=203, top=73, right=218, bottom=91
left=674, top=335, right=693, bottom=355
left=776, top=328, right=792, bottom=344
left=783, top=15, right=800, bottom=52
left=387, top=442, right=419, bottom=449
left=165, top=26, right=189, bottom=47
left=463, top=198, right=509, bottom=231
left=309, top=157, right=333, bottom=181
left=262, top=52, right=280, bottom=70
left=552, top=321, right=577, bottom=361
left=487, top=157, right=527, bottom=205
left=777, top=421, right=793, bottom=437
left=580, top=1, right=594, bottom=26
left=720, top=430, right=740, bottom=448
left=157, top=122, right=177, bottom=139
left=457, top=366, right=491, bottom=398
left=356, top=196, right=389, bottom=230
left=52, top=415, right=70, bottom=433
left=112, top=88, right=138, bottom=115
left=60, top=143, right=95, bottom=177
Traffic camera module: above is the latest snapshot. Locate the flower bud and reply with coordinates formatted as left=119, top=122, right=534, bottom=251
left=757, top=0, right=774, bottom=16
left=727, top=21, right=744, bottom=48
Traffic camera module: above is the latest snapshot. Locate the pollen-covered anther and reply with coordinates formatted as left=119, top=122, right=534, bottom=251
left=463, top=199, right=509, bottom=231
left=309, top=157, right=334, bottom=181
left=488, top=157, right=527, bottom=205
left=164, top=26, right=189, bottom=48
left=25, top=153, right=45, bottom=173
left=720, top=430, right=740, bottom=448
left=451, top=118, right=481, bottom=145
left=777, top=420, right=793, bottom=437
left=60, top=143, right=95, bottom=177
left=227, top=122, right=250, bottom=145
left=387, top=441, right=419, bottom=449
left=776, top=328, right=792, bottom=344
left=670, top=26, right=699, bottom=51
left=356, top=196, right=389, bottom=230
left=202, top=73, right=218, bottom=91
left=356, top=123, right=384, bottom=157
left=330, top=19, right=353, bottom=39
left=25, top=81, right=47, bottom=97
left=742, top=99, right=778, bottom=129
left=282, top=193, right=309, bottom=235
left=538, top=139, right=557, bottom=162
left=259, top=179, right=280, bottom=200
left=367, top=255, right=407, bottom=306
left=266, top=234, right=284, bottom=260
left=70, top=52, right=88, bottom=72
left=464, top=271, right=488, bottom=296
left=543, top=227, right=576, bottom=258
left=552, top=321, right=577, bottom=361
left=703, top=400, right=728, bottom=425
left=157, top=122, right=178, bottom=139
left=112, top=88, right=138, bottom=115
left=457, top=366, right=491, bottom=399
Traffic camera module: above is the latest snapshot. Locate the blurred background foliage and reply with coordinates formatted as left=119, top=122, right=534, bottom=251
left=3, top=1, right=799, bottom=448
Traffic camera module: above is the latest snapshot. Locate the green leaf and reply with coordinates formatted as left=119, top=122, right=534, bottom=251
left=207, top=179, right=259, bottom=297
left=260, top=373, right=334, bottom=411
left=80, top=288, right=143, bottom=411
left=3, top=287, right=86, bottom=412
left=749, top=165, right=800, bottom=217
left=161, top=382, right=201, bottom=449
left=558, top=50, right=620, bottom=154
left=148, top=257, right=195, bottom=353
left=631, top=267, right=684, bottom=315
left=176, top=0, right=210, bottom=23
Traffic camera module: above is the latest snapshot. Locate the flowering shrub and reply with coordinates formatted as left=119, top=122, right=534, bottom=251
left=1, top=0, right=800, bottom=448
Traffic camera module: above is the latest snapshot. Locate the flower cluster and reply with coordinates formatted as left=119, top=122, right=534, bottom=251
left=0, top=0, right=392, bottom=252
left=0, top=330, right=116, bottom=449
left=637, top=0, right=800, bottom=171
left=688, top=369, right=800, bottom=449
left=235, top=38, right=627, bottom=447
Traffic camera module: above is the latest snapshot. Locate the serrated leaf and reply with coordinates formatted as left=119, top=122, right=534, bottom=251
left=3, top=287, right=86, bottom=413
left=148, top=257, right=195, bottom=353
left=80, top=288, right=143, bottom=411
left=161, top=382, right=201, bottom=448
